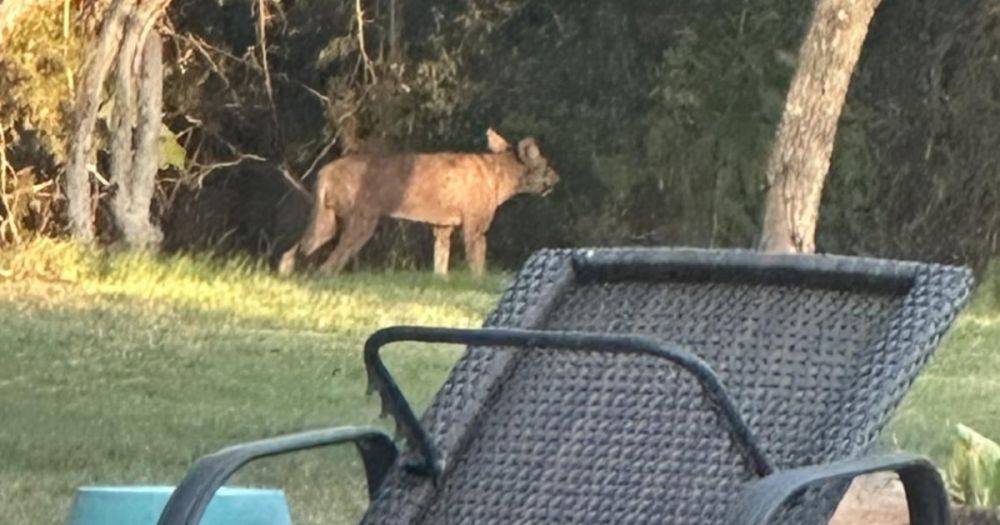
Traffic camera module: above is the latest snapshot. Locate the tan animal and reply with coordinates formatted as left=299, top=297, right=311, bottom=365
left=278, top=129, right=559, bottom=276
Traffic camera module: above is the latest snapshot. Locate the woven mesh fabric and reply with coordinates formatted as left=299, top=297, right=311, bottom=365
left=361, top=248, right=973, bottom=524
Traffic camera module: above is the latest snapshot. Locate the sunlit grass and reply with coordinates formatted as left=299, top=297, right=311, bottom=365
left=887, top=263, right=1000, bottom=464
left=2, top=239, right=500, bottom=335
left=0, top=241, right=508, bottom=525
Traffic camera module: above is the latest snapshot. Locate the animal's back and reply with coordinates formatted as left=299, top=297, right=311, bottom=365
left=321, top=152, right=499, bottom=225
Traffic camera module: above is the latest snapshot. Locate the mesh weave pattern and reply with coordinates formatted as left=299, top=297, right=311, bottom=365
left=362, top=249, right=972, bottom=524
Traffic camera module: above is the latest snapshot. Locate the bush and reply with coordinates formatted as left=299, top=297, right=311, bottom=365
left=948, top=424, right=1000, bottom=508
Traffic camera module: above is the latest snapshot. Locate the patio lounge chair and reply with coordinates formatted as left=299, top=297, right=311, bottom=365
left=157, top=248, right=973, bottom=524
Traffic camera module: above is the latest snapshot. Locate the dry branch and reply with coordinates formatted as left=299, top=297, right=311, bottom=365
left=355, top=0, right=376, bottom=83
left=256, top=0, right=279, bottom=125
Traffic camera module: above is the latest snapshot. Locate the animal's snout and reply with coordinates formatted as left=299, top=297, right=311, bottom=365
left=542, top=169, right=560, bottom=195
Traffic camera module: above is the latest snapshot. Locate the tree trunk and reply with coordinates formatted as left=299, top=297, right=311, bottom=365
left=758, top=0, right=882, bottom=253
left=109, top=14, right=142, bottom=236
left=123, top=29, right=164, bottom=248
left=64, top=0, right=137, bottom=243
left=110, top=14, right=166, bottom=249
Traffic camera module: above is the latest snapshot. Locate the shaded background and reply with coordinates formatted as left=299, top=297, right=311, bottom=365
left=2, top=0, right=997, bottom=271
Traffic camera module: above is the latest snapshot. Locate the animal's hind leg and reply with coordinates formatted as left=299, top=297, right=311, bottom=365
left=432, top=226, right=454, bottom=275
left=319, top=216, right=379, bottom=274
left=277, top=243, right=299, bottom=275
left=299, top=209, right=338, bottom=259
left=278, top=218, right=336, bottom=275
left=279, top=199, right=338, bottom=275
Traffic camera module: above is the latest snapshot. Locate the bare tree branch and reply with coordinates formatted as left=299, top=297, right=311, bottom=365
left=164, top=25, right=329, bottom=104
left=255, top=0, right=280, bottom=126
left=0, top=122, right=21, bottom=245
left=189, top=154, right=267, bottom=187
left=300, top=136, right=338, bottom=183
left=355, top=0, right=377, bottom=83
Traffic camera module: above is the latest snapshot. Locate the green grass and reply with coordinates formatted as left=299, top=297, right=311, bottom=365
left=886, top=263, right=1000, bottom=464
left=0, top=242, right=997, bottom=524
left=0, top=242, right=508, bottom=524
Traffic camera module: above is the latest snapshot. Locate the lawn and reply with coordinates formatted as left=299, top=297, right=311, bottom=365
left=885, top=265, right=1000, bottom=463
left=0, top=242, right=997, bottom=524
left=0, top=242, right=508, bottom=524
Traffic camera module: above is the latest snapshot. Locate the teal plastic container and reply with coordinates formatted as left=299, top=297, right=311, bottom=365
left=67, top=486, right=292, bottom=525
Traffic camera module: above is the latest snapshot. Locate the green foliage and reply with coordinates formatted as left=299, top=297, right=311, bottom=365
left=824, top=0, right=1000, bottom=270
left=158, top=124, right=187, bottom=171
left=0, top=1, right=88, bottom=245
left=0, top=0, right=84, bottom=161
left=422, top=0, right=818, bottom=259
left=948, top=424, right=1000, bottom=507
left=638, top=1, right=808, bottom=246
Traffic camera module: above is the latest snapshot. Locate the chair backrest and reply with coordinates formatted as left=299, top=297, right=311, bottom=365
left=362, top=248, right=972, bottom=524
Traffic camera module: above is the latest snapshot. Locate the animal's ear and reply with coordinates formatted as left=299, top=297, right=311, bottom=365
left=486, top=128, right=510, bottom=153
left=517, top=138, right=541, bottom=163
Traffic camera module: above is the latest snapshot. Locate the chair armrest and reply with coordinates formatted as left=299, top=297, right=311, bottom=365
left=364, top=325, right=773, bottom=479
left=157, top=426, right=397, bottom=525
left=725, top=452, right=949, bottom=525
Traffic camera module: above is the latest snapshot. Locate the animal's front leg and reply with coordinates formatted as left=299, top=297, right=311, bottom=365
left=319, top=216, right=378, bottom=275
left=433, top=226, right=455, bottom=275
left=462, top=228, right=487, bottom=277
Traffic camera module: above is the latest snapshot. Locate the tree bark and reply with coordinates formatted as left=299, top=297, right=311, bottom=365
left=109, top=14, right=142, bottom=236
left=758, top=0, right=882, bottom=253
left=123, top=29, right=164, bottom=248
left=64, top=0, right=137, bottom=242
left=110, top=15, right=167, bottom=248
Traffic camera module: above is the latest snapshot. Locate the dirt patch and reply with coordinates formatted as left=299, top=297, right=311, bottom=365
left=955, top=506, right=1000, bottom=525
left=830, top=473, right=908, bottom=525
left=829, top=473, right=1000, bottom=524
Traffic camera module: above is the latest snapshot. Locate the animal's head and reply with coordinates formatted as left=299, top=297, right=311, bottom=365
left=487, top=128, right=559, bottom=196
